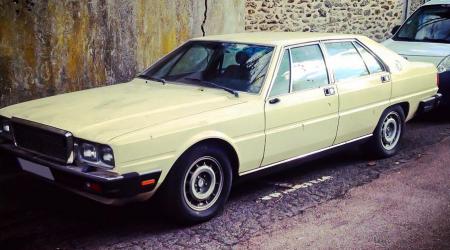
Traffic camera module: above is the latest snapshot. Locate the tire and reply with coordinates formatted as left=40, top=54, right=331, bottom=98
left=160, top=143, right=233, bottom=224
left=365, top=105, right=405, bottom=158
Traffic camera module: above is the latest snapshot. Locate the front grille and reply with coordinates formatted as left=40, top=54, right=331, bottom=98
left=11, top=118, right=73, bottom=163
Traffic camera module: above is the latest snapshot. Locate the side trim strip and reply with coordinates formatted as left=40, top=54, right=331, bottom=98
left=239, top=134, right=373, bottom=176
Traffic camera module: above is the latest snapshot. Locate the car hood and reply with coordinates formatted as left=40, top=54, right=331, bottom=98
left=0, top=79, right=246, bottom=142
left=383, top=39, right=450, bottom=65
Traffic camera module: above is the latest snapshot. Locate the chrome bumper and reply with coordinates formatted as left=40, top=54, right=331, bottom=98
left=418, top=93, right=442, bottom=113
left=0, top=142, right=161, bottom=204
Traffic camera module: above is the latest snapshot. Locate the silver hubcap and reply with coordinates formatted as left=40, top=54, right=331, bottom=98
left=183, top=156, right=224, bottom=211
left=381, top=111, right=402, bottom=150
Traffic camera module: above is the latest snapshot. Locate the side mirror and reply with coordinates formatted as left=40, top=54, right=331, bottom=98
left=391, top=25, right=401, bottom=35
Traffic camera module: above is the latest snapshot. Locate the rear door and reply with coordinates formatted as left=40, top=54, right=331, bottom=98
left=262, top=43, right=339, bottom=166
left=323, top=40, right=392, bottom=144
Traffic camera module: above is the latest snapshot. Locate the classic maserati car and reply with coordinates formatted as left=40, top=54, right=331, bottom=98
left=0, top=32, right=441, bottom=223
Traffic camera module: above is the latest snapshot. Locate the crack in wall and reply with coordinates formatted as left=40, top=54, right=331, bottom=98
left=201, top=0, right=208, bottom=36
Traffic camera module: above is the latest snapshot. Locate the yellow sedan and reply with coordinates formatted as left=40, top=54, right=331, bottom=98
left=0, top=32, right=441, bottom=223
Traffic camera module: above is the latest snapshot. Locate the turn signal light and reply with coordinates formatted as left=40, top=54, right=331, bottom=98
left=86, top=182, right=102, bottom=193
left=141, top=179, right=156, bottom=187
left=437, top=73, right=440, bottom=88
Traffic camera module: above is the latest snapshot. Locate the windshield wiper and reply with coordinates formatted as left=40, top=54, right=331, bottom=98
left=138, top=74, right=166, bottom=84
left=184, top=77, right=239, bottom=97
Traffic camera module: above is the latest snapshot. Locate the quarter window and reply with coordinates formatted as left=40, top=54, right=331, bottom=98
left=325, top=42, right=369, bottom=82
left=270, top=50, right=290, bottom=97
left=290, top=45, right=329, bottom=91
left=353, top=43, right=384, bottom=74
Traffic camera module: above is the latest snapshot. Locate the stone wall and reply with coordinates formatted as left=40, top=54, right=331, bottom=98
left=0, top=0, right=244, bottom=108
left=408, top=0, right=429, bottom=15
left=245, top=0, right=405, bottom=41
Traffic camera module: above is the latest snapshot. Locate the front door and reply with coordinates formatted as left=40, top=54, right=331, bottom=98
left=262, top=44, right=339, bottom=166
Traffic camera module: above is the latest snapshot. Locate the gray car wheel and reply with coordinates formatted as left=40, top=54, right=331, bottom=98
left=365, top=105, right=405, bottom=158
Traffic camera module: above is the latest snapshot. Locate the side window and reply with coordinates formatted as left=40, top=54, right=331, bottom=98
left=325, top=42, right=369, bottom=82
left=353, top=43, right=384, bottom=74
left=290, top=45, right=329, bottom=91
left=269, top=50, right=290, bottom=97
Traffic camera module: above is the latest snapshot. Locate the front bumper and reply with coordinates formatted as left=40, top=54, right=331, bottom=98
left=0, top=142, right=161, bottom=204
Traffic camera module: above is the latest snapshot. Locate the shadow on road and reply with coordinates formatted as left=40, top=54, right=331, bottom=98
left=412, top=107, right=450, bottom=123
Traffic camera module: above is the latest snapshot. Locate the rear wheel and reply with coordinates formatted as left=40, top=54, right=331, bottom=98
left=366, top=106, right=405, bottom=158
left=160, top=143, right=232, bottom=224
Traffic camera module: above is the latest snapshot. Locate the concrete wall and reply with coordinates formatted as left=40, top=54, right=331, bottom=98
left=0, top=0, right=245, bottom=108
left=245, top=0, right=404, bottom=41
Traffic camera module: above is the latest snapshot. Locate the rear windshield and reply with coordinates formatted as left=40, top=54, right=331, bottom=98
left=394, top=5, right=450, bottom=44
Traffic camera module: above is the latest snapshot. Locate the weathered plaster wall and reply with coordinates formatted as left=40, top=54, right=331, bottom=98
left=193, top=0, right=246, bottom=37
left=245, top=0, right=404, bottom=41
left=0, top=0, right=419, bottom=108
left=0, top=0, right=244, bottom=108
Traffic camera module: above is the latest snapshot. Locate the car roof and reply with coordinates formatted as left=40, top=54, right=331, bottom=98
left=192, top=32, right=363, bottom=46
left=423, top=0, right=450, bottom=6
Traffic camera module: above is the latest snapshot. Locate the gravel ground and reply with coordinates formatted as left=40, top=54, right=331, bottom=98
left=0, top=111, right=449, bottom=249
left=239, top=136, right=450, bottom=249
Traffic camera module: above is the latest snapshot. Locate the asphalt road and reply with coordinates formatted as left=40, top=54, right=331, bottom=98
left=241, top=135, right=450, bottom=249
left=0, top=111, right=449, bottom=250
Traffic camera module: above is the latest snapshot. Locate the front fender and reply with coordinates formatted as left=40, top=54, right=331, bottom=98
left=109, top=98, right=265, bottom=183
left=174, top=130, right=237, bottom=160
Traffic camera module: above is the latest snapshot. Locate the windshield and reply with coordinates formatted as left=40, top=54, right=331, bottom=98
left=394, top=5, right=450, bottom=43
left=140, top=41, right=274, bottom=94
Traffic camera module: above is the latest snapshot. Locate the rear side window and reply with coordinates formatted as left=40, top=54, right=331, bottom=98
left=325, top=42, right=369, bottom=82
left=290, top=44, right=329, bottom=91
left=270, top=50, right=290, bottom=97
left=353, top=43, right=384, bottom=74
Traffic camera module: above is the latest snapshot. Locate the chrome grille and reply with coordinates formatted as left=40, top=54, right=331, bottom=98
left=11, top=118, right=73, bottom=163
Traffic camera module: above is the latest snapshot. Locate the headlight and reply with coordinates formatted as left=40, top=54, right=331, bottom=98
left=77, top=141, right=115, bottom=169
left=0, top=116, right=13, bottom=141
left=81, top=143, right=98, bottom=162
left=437, top=55, right=450, bottom=73
left=100, top=146, right=115, bottom=166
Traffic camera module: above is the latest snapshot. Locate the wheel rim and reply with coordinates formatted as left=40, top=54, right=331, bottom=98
left=183, top=156, right=224, bottom=211
left=381, top=111, right=402, bottom=151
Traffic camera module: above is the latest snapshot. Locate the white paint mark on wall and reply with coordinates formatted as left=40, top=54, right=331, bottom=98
left=260, top=176, right=333, bottom=201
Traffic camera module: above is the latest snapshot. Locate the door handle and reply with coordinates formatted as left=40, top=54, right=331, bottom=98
left=269, top=98, right=280, bottom=104
left=381, top=74, right=391, bottom=83
left=324, top=87, right=335, bottom=96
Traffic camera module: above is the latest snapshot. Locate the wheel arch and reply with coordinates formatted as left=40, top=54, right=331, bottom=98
left=187, top=138, right=240, bottom=180
left=372, top=102, right=408, bottom=136
left=396, top=102, right=410, bottom=118
left=172, top=134, right=240, bottom=181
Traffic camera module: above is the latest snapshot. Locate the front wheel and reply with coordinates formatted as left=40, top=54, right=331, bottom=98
left=365, top=106, right=405, bottom=158
left=160, top=143, right=233, bottom=224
